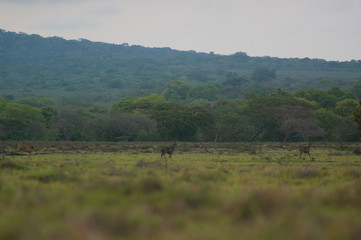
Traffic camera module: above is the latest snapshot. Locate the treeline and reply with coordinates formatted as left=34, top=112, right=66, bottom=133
left=1, top=86, right=361, bottom=142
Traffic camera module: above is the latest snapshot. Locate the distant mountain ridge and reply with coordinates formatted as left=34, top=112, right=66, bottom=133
left=1, top=29, right=361, bottom=103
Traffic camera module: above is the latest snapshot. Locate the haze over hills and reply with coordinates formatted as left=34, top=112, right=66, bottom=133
left=1, top=29, right=361, bottom=104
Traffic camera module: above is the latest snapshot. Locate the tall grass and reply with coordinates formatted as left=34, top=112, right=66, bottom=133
left=0, top=142, right=360, bottom=239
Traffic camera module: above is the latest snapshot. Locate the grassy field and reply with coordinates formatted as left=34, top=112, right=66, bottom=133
left=0, top=142, right=361, bottom=240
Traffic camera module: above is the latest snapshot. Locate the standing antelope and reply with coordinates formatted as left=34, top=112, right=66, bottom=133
left=160, top=141, right=177, bottom=159
left=299, top=142, right=312, bottom=158
left=19, top=144, right=34, bottom=159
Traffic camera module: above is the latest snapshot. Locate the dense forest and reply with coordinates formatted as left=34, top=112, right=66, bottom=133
left=1, top=29, right=361, bottom=142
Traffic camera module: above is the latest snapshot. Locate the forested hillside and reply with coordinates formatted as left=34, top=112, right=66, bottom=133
left=1, top=29, right=361, bottom=142
left=1, top=29, right=361, bottom=104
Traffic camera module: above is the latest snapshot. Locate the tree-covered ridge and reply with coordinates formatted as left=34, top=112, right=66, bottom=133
left=1, top=29, right=361, bottom=104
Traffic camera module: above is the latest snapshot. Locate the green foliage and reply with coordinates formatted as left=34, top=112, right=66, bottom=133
left=353, top=100, right=361, bottom=131
left=294, top=87, right=355, bottom=111
left=243, top=89, right=319, bottom=141
left=110, top=96, right=214, bottom=141
left=149, top=103, right=201, bottom=141
left=83, top=113, right=156, bottom=141
left=0, top=87, right=360, bottom=142
left=189, top=106, right=215, bottom=138
left=162, top=80, right=192, bottom=100
left=41, top=107, right=57, bottom=127
left=110, top=97, right=135, bottom=112
left=251, top=67, right=276, bottom=82
left=0, top=98, right=7, bottom=111
left=130, top=94, right=166, bottom=114
left=1, top=27, right=361, bottom=144
left=2, top=29, right=361, bottom=104
left=349, top=79, right=361, bottom=98
left=326, top=86, right=355, bottom=101
left=50, top=108, right=89, bottom=141
left=187, top=84, right=221, bottom=101
left=221, top=73, right=249, bottom=99
left=333, top=99, right=358, bottom=117
left=294, top=89, right=337, bottom=109
left=315, top=108, right=339, bottom=140
left=273, top=105, right=324, bottom=142
left=0, top=102, right=46, bottom=140
left=209, top=99, right=251, bottom=141
left=17, top=97, right=57, bottom=108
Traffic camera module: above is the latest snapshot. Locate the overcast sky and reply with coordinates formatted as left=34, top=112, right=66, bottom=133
left=1, top=0, right=360, bottom=61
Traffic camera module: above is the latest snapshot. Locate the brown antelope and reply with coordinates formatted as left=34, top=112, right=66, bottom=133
left=160, top=141, right=177, bottom=159
left=19, top=144, right=34, bottom=158
left=299, top=142, right=312, bottom=158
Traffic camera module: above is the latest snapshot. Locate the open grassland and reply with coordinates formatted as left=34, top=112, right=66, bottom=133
left=0, top=142, right=361, bottom=240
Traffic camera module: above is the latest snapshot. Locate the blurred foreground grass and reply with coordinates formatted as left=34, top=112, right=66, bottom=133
left=0, top=142, right=361, bottom=240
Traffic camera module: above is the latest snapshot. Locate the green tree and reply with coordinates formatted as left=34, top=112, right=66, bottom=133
left=130, top=94, right=166, bottom=114
left=116, top=94, right=213, bottom=140
left=244, top=89, right=317, bottom=141
left=0, top=98, right=7, bottom=112
left=326, top=86, right=355, bottom=101
left=336, top=118, right=361, bottom=141
left=41, top=106, right=57, bottom=128
left=150, top=103, right=199, bottom=141
left=187, top=84, right=221, bottom=101
left=18, top=96, right=57, bottom=108
left=162, top=80, right=192, bottom=100
left=189, top=105, right=215, bottom=141
left=50, top=108, right=89, bottom=141
left=0, top=102, right=46, bottom=140
left=84, top=112, right=156, bottom=141
left=222, top=73, right=249, bottom=99
left=210, top=99, right=251, bottom=142
left=333, top=99, right=358, bottom=117
left=294, top=89, right=337, bottom=109
left=315, top=108, right=339, bottom=141
left=272, top=105, right=324, bottom=142
left=251, top=67, right=276, bottom=82
left=353, top=100, right=361, bottom=131
left=350, top=79, right=361, bottom=99
left=110, top=97, right=135, bottom=112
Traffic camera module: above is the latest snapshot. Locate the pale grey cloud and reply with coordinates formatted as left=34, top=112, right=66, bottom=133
left=0, top=0, right=360, bottom=61
left=0, top=0, right=120, bottom=37
left=0, top=0, right=87, bottom=3
left=40, top=20, right=99, bottom=31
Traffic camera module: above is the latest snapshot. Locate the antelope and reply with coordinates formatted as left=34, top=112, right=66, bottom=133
left=19, top=144, right=34, bottom=158
left=299, top=142, right=312, bottom=158
left=160, top=141, right=177, bottom=159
